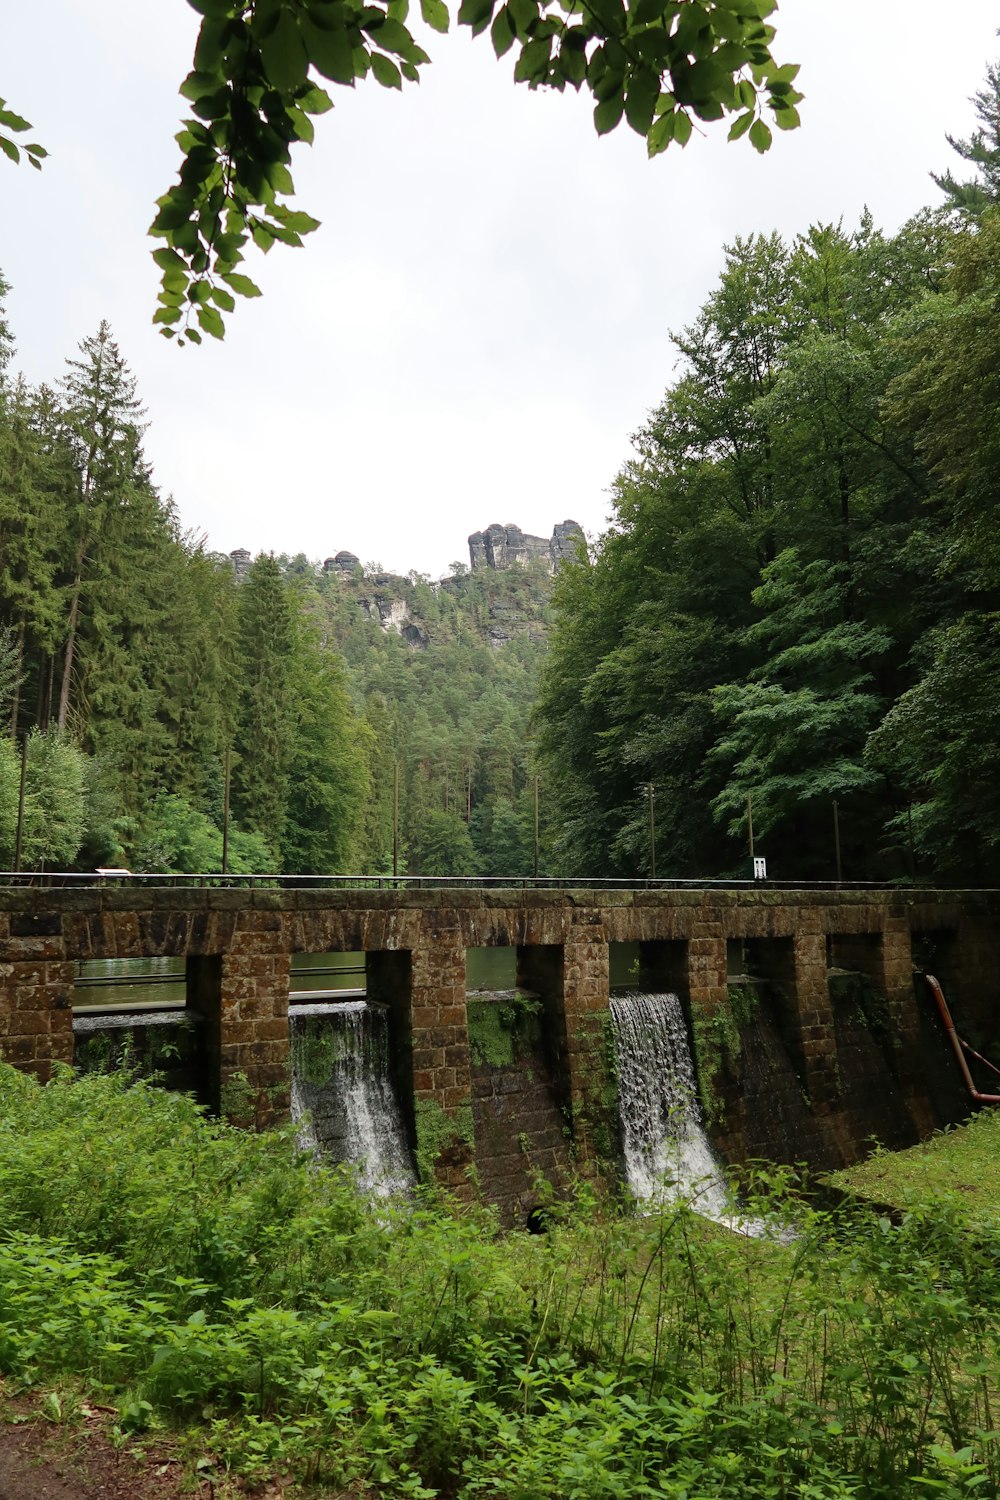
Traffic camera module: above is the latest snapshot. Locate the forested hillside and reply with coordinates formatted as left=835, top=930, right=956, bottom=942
left=275, top=554, right=555, bottom=876
left=535, top=65, right=1000, bottom=884
left=0, top=312, right=370, bottom=874
left=0, top=311, right=556, bottom=875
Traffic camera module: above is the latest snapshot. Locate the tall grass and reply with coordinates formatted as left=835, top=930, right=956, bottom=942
left=0, top=1062, right=996, bottom=1497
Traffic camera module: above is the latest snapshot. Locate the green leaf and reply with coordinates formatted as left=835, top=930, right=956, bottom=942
left=0, top=110, right=31, bottom=133
left=772, top=102, right=799, bottom=131
left=197, top=304, right=226, bottom=339
left=264, top=160, right=295, bottom=195
left=297, top=84, right=335, bottom=114
left=0, top=136, right=20, bottom=164
left=727, top=108, right=753, bottom=141
left=150, top=197, right=194, bottom=233
left=222, top=272, right=264, bottom=297
left=153, top=306, right=184, bottom=326
left=276, top=208, right=322, bottom=233
left=457, top=0, right=495, bottom=36
left=152, top=247, right=188, bottom=272
left=194, top=17, right=230, bottom=73
left=513, top=35, right=551, bottom=83
left=300, top=16, right=357, bottom=84
left=420, top=0, right=451, bottom=31
left=593, top=90, right=624, bottom=134
left=179, top=70, right=222, bottom=103
left=672, top=107, right=692, bottom=145
left=365, top=17, right=416, bottom=56
left=748, top=116, right=772, bottom=152
left=624, top=68, right=659, bottom=136
left=183, top=326, right=203, bottom=345
left=371, top=51, right=403, bottom=88
left=259, top=10, right=311, bottom=91
left=210, top=284, right=237, bottom=312
left=491, top=6, right=515, bottom=57
left=646, top=109, right=674, bottom=156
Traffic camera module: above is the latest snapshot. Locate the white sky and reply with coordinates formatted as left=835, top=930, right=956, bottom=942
left=3, top=2, right=997, bottom=576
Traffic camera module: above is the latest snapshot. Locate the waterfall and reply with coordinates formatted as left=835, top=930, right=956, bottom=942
left=610, top=991, right=730, bottom=1217
left=289, top=1000, right=413, bottom=1197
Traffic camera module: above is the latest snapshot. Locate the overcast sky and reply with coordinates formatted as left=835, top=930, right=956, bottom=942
left=3, top=2, right=997, bottom=576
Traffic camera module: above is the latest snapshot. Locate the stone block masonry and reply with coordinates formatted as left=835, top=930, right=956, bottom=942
left=0, top=885, right=997, bottom=1210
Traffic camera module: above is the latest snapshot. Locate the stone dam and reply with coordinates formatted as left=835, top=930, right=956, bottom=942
left=0, top=883, right=996, bottom=1223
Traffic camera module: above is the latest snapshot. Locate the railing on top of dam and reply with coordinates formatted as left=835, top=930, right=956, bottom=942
left=0, top=870, right=925, bottom=893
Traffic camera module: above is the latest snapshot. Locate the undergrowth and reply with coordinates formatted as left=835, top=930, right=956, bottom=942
left=0, top=1062, right=997, bottom=1497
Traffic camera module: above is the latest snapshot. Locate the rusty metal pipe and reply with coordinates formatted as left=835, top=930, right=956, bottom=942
left=924, top=973, right=1000, bottom=1105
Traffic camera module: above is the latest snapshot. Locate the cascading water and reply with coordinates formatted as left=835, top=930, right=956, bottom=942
left=289, top=1000, right=414, bottom=1197
left=610, top=991, right=730, bottom=1217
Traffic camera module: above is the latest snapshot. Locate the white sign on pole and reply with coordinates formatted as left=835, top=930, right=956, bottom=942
left=753, top=856, right=767, bottom=881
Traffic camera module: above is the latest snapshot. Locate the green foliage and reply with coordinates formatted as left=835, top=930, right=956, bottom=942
left=0, top=1066, right=998, bottom=1495
left=411, top=808, right=480, bottom=876
left=130, top=792, right=272, bottom=874
left=691, top=982, right=757, bottom=1125
left=933, top=60, right=1000, bottom=218
left=536, top=213, right=955, bottom=880
left=467, top=989, right=542, bottom=1068
left=413, top=1096, right=475, bottom=1182
left=0, top=730, right=87, bottom=869
left=144, top=1, right=801, bottom=342
left=0, top=97, right=46, bottom=170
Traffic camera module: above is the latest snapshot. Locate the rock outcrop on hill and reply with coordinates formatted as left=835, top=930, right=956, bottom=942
left=467, top=520, right=584, bottom=573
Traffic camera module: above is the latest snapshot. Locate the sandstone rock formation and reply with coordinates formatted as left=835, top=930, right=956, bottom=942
left=467, top=520, right=584, bottom=572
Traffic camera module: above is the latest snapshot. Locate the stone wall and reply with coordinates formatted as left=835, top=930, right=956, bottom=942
left=1, top=885, right=998, bottom=1211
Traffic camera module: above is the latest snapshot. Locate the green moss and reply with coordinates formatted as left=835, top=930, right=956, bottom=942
left=293, top=1017, right=347, bottom=1088
left=569, top=1012, right=620, bottom=1166
left=827, top=970, right=897, bottom=1049
left=413, top=1097, right=475, bottom=1184
left=692, top=983, right=760, bottom=1126
left=467, top=990, right=541, bottom=1069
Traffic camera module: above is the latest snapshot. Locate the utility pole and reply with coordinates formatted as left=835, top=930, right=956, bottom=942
left=222, top=746, right=231, bottom=875
left=392, top=761, right=399, bottom=881
left=747, top=792, right=754, bottom=860
left=13, top=734, right=28, bottom=873
left=833, top=799, right=842, bottom=884
left=643, top=782, right=656, bottom=881
left=533, top=774, right=539, bottom=879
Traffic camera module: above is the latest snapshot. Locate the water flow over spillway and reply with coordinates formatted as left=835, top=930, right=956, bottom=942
left=289, top=1000, right=413, bottom=1197
left=610, top=991, right=729, bottom=1216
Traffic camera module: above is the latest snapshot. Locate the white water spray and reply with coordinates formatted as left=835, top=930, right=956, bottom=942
left=290, top=1000, right=413, bottom=1197
left=610, top=991, right=731, bottom=1217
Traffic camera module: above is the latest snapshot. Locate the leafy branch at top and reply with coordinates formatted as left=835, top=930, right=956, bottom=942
left=1, top=1, right=803, bottom=344
left=0, top=99, right=47, bottom=171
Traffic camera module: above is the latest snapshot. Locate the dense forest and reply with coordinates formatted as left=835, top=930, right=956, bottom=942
left=3, top=62, right=999, bottom=884
left=0, top=322, right=554, bottom=876
left=534, top=63, right=1000, bottom=885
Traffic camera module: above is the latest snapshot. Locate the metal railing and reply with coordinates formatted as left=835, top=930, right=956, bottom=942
left=0, top=869, right=948, bottom=892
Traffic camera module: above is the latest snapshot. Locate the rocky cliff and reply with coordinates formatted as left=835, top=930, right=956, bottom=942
left=467, top=520, right=584, bottom=573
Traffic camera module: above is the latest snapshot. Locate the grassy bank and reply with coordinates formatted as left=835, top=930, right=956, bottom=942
left=0, top=1064, right=997, bottom=1497
left=828, top=1108, right=1000, bottom=1228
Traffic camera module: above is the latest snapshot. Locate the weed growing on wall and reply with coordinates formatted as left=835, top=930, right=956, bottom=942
left=412, top=1096, right=474, bottom=1184
left=466, top=990, right=542, bottom=1070
left=0, top=1063, right=998, bottom=1496
left=692, top=983, right=760, bottom=1125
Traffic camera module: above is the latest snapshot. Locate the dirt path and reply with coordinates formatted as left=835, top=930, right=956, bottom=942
left=0, top=1394, right=225, bottom=1500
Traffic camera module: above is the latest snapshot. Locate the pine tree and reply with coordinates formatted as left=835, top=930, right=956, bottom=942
left=933, top=61, right=1000, bottom=217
